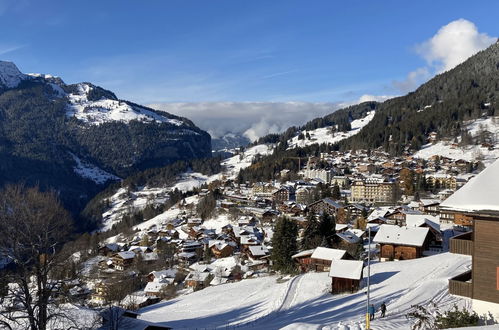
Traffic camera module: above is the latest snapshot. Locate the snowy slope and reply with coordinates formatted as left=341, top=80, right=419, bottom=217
left=66, top=83, right=185, bottom=126
left=0, top=61, right=27, bottom=88
left=70, top=153, right=120, bottom=184
left=414, top=116, right=499, bottom=166
left=288, top=111, right=375, bottom=149
left=221, top=144, right=275, bottom=179
left=138, top=253, right=471, bottom=330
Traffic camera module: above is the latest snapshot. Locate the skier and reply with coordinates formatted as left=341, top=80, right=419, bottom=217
left=380, top=302, right=387, bottom=318
left=368, top=304, right=375, bottom=321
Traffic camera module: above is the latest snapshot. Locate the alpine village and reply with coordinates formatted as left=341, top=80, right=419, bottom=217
left=1, top=7, right=499, bottom=330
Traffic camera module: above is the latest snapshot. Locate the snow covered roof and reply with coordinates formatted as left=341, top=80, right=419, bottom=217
left=373, top=225, right=429, bottom=247
left=335, top=224, right=349, bottom=232
left=248, top=245, right=269, bottom=257
left=144, top=281, right=170, bottom=293
left=328, top=260, right=364, bottom=280
left=311, top=247, right=346, bottom=261
left=116, top=251, right=135, bottom=259
left=440, top=159, right=499, bottom=213
left=186, top=271, right=211, bottom=282
left=291, top=249, right=315, bottom=259
left=405, top=214, right=440, bottom=231
left=337, top=229, right=364, bottom=244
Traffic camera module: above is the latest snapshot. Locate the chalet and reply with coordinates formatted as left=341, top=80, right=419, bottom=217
left=261, top=209, right=278, bottom=223
left=405, top=214, right=442, bottom=249
left=177, top=252, right=198, bottom=267
left=247, top=245, right=269, bottom=260
left=443, top=159, right=499, bottom=320
left=336, top=229, right=364, bottom=245
left=272, top=187, right=293, bottom=204
left=144, top=281, right=171, bottom=297
left=98, top=243, right=121, bottom=256
left=329, top=259, right=364, bottom=294
left=373, top=225, right=430, bottom=261
left=187, top=218, right=203, bottom=227
left=208, top=240, right=235, bottom=258
left=418, top=199, right=440, bottom=216
left=185, top=271, right=212, bottom=290
left=237, top=216, right=257, bottom=227
left=147, top=269, right=177, bottom=283
left=291, top=249, right=314, bottom=272
left=112, top=251, right=136, bottom=271
left=308, top=198, right=345, bottom=223
left=385, top=208, right=423, bottom=226
left=310, top=247, right=347, bottom=272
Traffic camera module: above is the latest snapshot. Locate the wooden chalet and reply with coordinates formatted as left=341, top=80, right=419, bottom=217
left=308, top=198, right=346, bottom=223
left=112, top=251, right=136, bottom=271
left=373, top=224, right=430, bottom=261
left=310, top=247, right=347, bottom=272
left=185, top=271, right=212, bottom=290
left=208, top=240, right=235, bottom=258
left=329, top=259, right=364, bottom=294
left=442, top=160, right=499, bottom=320
left=291, top=249, right=315, bottom=272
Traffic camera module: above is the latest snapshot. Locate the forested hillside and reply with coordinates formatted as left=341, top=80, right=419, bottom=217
left=339, top=40, right=499, bottom=153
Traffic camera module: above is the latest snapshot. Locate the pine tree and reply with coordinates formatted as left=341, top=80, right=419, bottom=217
left=331, top=184, right=341, bottom=200
left=271, top=217, right=298, bottom=273
left=318, top=213, right=336, bottom=248
left=301, top=215, right=321, bottom=250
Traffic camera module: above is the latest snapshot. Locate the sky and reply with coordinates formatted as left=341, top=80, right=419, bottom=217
left=0, top=0, right=498, bottom=139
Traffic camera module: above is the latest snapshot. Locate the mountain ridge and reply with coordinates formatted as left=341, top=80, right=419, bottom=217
left=0, top=61, right=212, bottom=219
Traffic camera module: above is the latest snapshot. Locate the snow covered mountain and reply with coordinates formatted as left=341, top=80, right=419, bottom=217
left=0, top=60, right=27, bottom=88
left=0, top=61, right=211, bottom=215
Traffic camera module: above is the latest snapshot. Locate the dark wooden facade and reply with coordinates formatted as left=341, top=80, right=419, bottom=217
left=449, top=231, right=473, bottom=256
left=331, top=277, right=361, bottom=294
left=449, top=270, right=472, bottom=298
left=472, top=216, right=499, bottom=304
left=379, top=243, right=426, bottom=260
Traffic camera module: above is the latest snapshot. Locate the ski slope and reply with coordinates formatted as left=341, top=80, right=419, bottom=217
left=138, top=252, right=471, bottom=329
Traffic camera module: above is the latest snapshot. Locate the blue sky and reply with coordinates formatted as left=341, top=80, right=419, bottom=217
left=1, top=0, right=497, bottom=104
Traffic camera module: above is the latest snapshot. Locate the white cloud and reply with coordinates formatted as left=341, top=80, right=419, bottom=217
left=417, top=19, right=496, bottom=73
left=356, top=94, right=395, bottom=104
left=393, top=19, right=496, bottom=93
left=392, top=67, right=431, bottom=94
left=149, top=102, right=341, bottom=141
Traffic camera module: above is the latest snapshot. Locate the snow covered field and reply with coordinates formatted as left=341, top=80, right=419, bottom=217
left=138, top=253, right=471, bottom=329
left=288, top=111, right=375, bottom=149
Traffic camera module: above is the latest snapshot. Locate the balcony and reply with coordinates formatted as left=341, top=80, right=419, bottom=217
left=449, top=231, right=473, bottom=256
left=449, top=270, right=472, bottom=298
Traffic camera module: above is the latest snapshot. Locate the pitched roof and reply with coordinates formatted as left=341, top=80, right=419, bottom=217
left=440, top=159, right=499, bottom=213
left=329, top=259, right=364, bottom=280
left=311, top=247, right=346, bottom=261
left=291, top=249, right=315, bottom=259
left=373, top=224, right=429, bottom=247
left=248, top=245, right=269, bottom=257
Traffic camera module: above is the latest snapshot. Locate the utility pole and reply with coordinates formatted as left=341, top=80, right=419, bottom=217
left=366, top=226, right=371, bottom=330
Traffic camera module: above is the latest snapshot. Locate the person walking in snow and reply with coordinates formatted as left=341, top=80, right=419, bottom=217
left=368, top=304, right=375, bottom=321
left=380, top=302, right=386, bottom=318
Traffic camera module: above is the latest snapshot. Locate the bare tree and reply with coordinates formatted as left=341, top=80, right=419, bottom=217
left=0, top=185, right=79, bottom=330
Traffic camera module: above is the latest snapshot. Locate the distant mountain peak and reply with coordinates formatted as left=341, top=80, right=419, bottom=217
left=0, top=60, right=27, bottom=88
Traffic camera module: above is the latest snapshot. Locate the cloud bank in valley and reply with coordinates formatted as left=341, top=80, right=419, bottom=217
left=150, top=102, right=340, bottom=141
left=393, top=19, right=496, bottom=93
left=150, top=95, right=392, bottom=141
